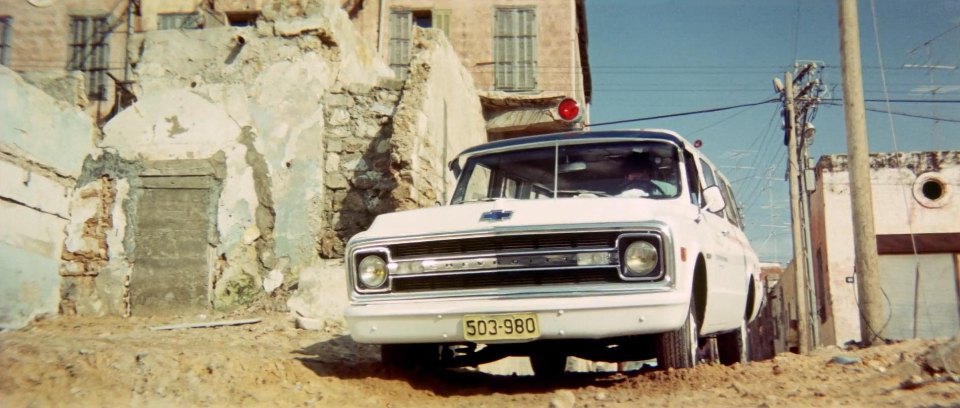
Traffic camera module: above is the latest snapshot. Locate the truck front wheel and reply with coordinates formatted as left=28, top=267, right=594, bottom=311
left=657, top=298, right=699, bottom=369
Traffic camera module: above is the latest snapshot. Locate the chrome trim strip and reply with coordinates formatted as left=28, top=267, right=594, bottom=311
left=390, top=246, right=616, bottom=262
left=351, top=282, right=675, bottom=304
left=391, top=264, right=618, bottom=280
left=348, top=222, right=664, bottom=250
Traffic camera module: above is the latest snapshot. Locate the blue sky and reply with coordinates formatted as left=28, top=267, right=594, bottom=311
left=585, top=0, right=960, bottom=264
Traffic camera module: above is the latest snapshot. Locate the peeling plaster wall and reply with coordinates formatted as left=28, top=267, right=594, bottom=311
left=0, top=66, right=97, bottom=329
left=55, top=2, right=487, bottom=319
left=76, top=2, right=397, bottom=314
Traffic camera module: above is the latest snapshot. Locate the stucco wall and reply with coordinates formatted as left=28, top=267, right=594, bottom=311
left=811, top=152, right=960, bottom=345
left=0, top=66, right=97, bottom=329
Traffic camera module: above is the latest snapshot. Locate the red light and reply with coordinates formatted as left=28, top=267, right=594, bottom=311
left=557, top=98, right=580, bottom=122
left=694, top=140, right=703, bottom=148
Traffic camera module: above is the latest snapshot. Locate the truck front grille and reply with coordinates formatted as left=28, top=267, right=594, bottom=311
left=389, top=232, right=617, bottom=259
left=391, top=267, right=620, bottom=293
left=382, top=231, right=626, bottom=293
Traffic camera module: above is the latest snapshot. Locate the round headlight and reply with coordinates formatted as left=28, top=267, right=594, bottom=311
left=358, top=255, right=388, bottom=288
left=624, top=241, right=658, bottom=276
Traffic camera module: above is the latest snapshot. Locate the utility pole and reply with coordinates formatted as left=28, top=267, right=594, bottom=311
left=782, top=71, right=811, bottom=354
left=837, top=0, right=883, bottom=346
left=774, top=60, right=824, bottom=353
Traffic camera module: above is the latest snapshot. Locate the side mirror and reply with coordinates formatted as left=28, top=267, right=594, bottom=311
left=702, top=185, right=726, bottom=213
left=449, top=159, right=462, bottom=178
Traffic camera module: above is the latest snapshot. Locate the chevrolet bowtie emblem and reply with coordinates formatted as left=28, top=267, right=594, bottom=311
left=480, top=209, right=513, bottom=222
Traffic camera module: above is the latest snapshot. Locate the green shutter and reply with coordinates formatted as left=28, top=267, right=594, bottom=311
left=389, top=10, right=412, bottom=80
left=494, top=8, right=536, bottom=91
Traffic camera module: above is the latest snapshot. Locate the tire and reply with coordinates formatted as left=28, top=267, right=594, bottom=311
left=529, top=352, right=567, bottom=378
left=381, top=344, right=440, bottom=369
left=717, top=319, right=748, bottom=365
left=657, top=298, right=699, bottom=370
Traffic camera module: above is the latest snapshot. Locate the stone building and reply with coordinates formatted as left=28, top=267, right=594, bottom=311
left=1, top=2, right=487, bottom=328
left=809, top=151, right=960, bottom=346
left=349, top=0, right=591, bottom=140
left=0, top=0, right=591, bottom=138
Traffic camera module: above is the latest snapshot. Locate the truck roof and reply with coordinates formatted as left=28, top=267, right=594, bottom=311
left=455, top=129, right=690, bottom=160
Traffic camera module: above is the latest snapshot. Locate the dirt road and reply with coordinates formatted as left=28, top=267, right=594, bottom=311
left=2, top=312, right=959, bottom=407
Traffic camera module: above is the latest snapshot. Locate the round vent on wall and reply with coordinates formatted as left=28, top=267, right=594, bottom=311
left=913, top=172, right=950, bottom=208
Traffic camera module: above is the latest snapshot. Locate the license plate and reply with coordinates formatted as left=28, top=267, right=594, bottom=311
left=463, top=313, right=540, bottom=342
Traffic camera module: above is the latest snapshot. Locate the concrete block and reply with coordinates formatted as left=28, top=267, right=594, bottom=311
left=295, top=316, right=325, bottom=331
left=286, top=261, right=347, bottom=323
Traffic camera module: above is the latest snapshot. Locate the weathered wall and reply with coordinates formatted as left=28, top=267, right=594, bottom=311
left=0, top=0, right=132, bottom=120
left=811, top=152, right=960, bottom=345
left=389, top=27, right=487, bottom=209
left=58, top=1, right=486, bottom=318
left=351, top=0, right=586, bottom=101
left=292, top=25, right=488, bottom=322
left=84, top=17, right=378, bottom=314
left=0, top=66, right=97, bottom=329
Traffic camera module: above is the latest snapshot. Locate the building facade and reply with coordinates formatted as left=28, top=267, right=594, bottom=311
left=809, top=151, right=960, bottom=346
left=1, top=0, right=591, bottom=138
left=350, top=0, right=591, bottom=140
left=0, top=0, right=245, bottom=122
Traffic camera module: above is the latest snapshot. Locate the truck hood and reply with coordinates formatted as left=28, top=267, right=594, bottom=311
left=350, top=198, right=695, bottom=245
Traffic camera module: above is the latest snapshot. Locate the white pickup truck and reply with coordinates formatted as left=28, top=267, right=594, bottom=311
left=343, top=129, right=763, bottom=376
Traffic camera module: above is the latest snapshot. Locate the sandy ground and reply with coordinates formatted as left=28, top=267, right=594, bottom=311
left=2, top=312, right=959, bottom=408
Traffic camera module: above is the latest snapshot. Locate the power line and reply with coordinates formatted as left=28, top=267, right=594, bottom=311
left=824, top=98, right=960, bottom=103
left=821, top=101, right=960, bottom=123
left=585, top=98, right=779, bottom=127
left=907, top=22, right=960, bottom=55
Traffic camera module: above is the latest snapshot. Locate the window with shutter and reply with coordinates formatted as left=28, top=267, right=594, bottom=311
left=68, top=15, right=111, bottom=101
left=389, top=10, right=413, bottom=80
left=494, top=8, right=537, bottom=91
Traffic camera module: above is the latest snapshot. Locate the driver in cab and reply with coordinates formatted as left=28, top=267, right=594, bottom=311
left=619, top=152, right=662, bottom=197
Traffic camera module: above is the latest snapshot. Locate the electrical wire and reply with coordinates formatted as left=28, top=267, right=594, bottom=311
left=820, top=101, right=960, bottom=123
left=823, top=99, right=960, bottom=104
left=585, top=98, right=778, bottom=127
left=906, top=21, right=960, bottom=55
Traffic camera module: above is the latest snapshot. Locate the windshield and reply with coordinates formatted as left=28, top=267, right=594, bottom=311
left=451, top=141, right=682, bottom=204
